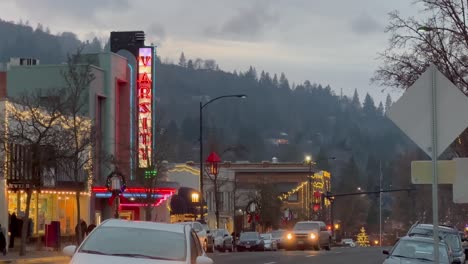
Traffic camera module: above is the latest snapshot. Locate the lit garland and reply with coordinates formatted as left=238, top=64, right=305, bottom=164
left=169, top=165, right=199, bottom=175
left=278, top=181, right=308, bottom=201
left=278, top=170, right=332, bottom=202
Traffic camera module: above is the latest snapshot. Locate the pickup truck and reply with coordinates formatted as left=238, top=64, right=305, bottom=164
left=283, top=221, right=332, bottom=251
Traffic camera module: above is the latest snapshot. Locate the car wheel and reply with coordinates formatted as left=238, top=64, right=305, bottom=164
left=203, top=240, right=208, bottom=252
left=210, top=243, right=215, bottom=253
left=325, top=239, right=331, bottom=251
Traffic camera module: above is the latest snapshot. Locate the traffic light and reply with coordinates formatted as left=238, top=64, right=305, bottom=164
left=312, top=203, right=320, bottom=212
left=327, top=225, right=332, bottom=231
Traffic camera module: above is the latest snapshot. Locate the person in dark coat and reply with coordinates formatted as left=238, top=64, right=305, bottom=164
left=86, top=223, right=96, bottom=236
left=75, top=219, right=87, bottom=244
left=0, top=224, right=6, bottom=255
left=8, top=213, right=17, bottom=249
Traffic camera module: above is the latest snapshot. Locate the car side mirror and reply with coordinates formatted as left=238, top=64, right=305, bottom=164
left=63, top=245, right=77, bottom=257
left=196, top=256, right=214, bottom=264
left=382, top=250, right=390, bottom=255
left=224, top=234, right=228, bottom=237
left=206, top=230, right=210, bottom=234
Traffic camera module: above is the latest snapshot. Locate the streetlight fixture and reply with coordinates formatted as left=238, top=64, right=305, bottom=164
left=199, top=94, right=247, bottom=221
left=191, top=193, right=199, bottom=203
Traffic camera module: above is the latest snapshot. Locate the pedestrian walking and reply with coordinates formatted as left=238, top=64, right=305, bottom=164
left=8, top=213, right=18, bottom=249
left=0, top=224, right=7, bottom=255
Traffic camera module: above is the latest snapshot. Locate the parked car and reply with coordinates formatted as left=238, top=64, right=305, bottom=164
left=341, top=238, right=356, bottom=247
left=202, top=225, right=216, bottom=253
left=284, top=221, right=332, bottom=251
left=236, top=232, right=265, bottom=252
left=261, top=233, right=278, bottom=251
left=212, top=229, right=234, bottom=252
left=271, top=230, right=285, bottom=249
left=62, top=219, right=214, bottom=264
left=382, top=233, right=455, bottom=264
left=408, top=223, right=465, bottom=264
left=175, top=222, right=214, bottom=253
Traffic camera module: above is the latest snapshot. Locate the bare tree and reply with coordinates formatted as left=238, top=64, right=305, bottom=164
left=1, top=89, right=65, bottom=256
left=373, top=0, right=468, bottom=156
left=54, top=47, right=95, bottom=245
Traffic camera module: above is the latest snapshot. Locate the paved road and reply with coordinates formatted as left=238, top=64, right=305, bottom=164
left=208, top=247, right=389, bottom=264
left=9, top=247, right=389, bottom=263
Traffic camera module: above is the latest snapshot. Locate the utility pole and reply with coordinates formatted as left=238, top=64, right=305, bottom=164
left=379, top=160, right=383, bottom=247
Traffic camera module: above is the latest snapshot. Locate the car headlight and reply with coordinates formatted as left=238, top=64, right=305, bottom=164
left=287, top=233, right=293, bottom=240
left=310, top=233, right=316, bottom=240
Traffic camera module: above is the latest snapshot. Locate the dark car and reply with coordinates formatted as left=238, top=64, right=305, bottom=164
left=383, top=234, right=455, bottom=264
left=408, top=223, right=465, bottom=264
left=237, top=232, right=264, bottom=252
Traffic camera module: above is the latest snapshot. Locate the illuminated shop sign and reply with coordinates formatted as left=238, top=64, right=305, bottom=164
left=138, top=47, right=153, bottom=168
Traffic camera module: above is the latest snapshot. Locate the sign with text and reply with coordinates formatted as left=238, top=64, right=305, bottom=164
left=138, top=47, right=153, bottom=168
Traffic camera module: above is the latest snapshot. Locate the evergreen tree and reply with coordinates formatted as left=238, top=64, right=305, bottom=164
left=315, top=147, right=331, bottom=171
left=352, top=89, right=361, bottom=108
left=363, top=93, right=376, bottom=115
left=187, top=59, right=194, bottom=69
left=178, top=52, right=187, bottom=67
left=377, top=102, right=384, bottom=116
left=385, top=94, right=393, bottom=112
left=272, top=74, right=279, bottom=88
left=279, top=72, right=290, bottom=90
left=245, top=66, right=257, bottom=80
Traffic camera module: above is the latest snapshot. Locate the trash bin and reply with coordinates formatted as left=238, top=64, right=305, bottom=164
left=45, top=221, right=61, bottom=250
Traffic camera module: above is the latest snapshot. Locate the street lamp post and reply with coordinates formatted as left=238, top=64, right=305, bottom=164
left=305, top=155, right=313, bottom=220
left=199, top=94, right=246, bottom=221
left=111, top=176, right=122, bottom=219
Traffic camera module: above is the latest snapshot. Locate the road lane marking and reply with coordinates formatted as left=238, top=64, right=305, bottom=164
left=264, top=262, right=276, bottom=264
left=306, top=255, right=316, bottom=257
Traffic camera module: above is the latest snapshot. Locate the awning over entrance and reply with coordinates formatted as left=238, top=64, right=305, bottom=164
left=92, top=185, right=177, bottom=207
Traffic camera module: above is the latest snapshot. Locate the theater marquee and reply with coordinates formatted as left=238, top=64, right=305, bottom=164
left=138, top=47, right=153, bottom=168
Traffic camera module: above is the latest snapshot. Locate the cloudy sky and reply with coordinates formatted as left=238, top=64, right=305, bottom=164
left=0, top=0, right=421, bottom=103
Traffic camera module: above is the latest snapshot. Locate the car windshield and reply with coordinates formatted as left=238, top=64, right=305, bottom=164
left=214, top=230, right=225, bottom=237
left=79, top=226, right=186, bottom=261
left=240, top=232, right=259, bottom=240
left=412, top=227, right=462, bottom=251
left=271, top=231, right=284, bottom=239
left=391, top=239, right=449, bottom=263
left=261, top=234, right=272, bottom=240
left=294, top=223, right=319, bottom=231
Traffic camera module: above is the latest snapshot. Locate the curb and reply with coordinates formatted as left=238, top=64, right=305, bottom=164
left=0, top=256, right=69, bottom=263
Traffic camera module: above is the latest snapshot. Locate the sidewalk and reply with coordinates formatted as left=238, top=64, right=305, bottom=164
left=0, top=248, right=69, bottom=264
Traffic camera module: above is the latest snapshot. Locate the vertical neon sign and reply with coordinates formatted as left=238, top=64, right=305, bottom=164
left=138, top=47, right=152, bottom=168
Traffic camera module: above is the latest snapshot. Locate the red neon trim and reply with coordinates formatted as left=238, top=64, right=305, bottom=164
left=92, top=186, right=176, bottom=193
left=119, top=192, right=173, bottom=207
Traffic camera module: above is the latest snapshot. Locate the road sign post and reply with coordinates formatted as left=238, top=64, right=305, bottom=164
left=430, top=65, right=439, bottom=263
left=387, top=64, right=468, bottom=264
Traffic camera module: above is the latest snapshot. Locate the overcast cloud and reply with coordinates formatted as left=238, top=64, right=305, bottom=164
left=0, top=0, right=419, bottom=103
